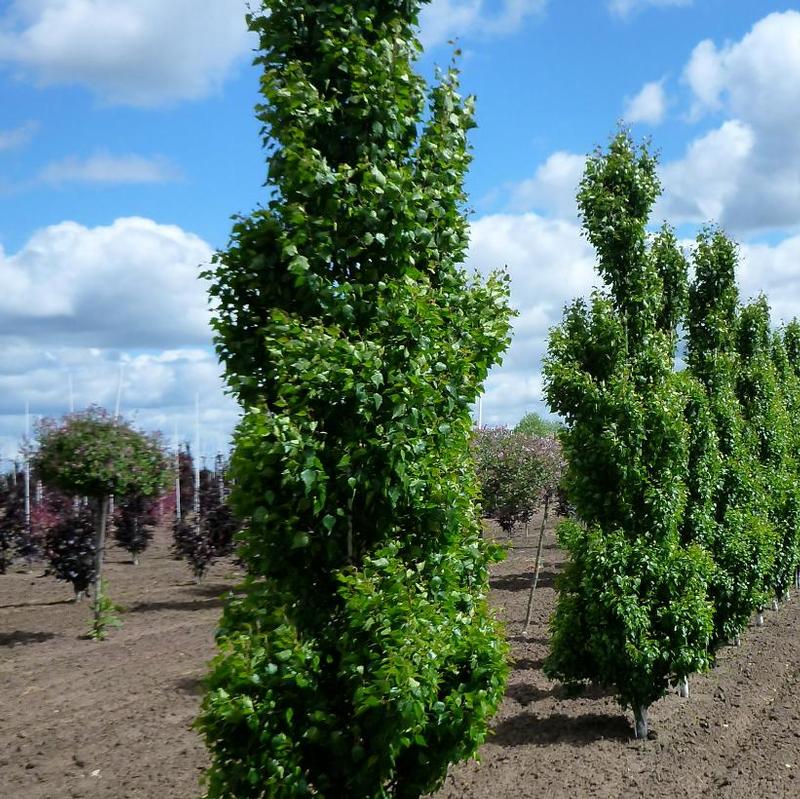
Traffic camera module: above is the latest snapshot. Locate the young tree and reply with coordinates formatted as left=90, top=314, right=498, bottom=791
left=471, top=427, right=547, bottom=535
left=44, top=504, right=96, bottom=600
left=0, top=467, right=30, bottom=571
left=34, top=407, right=169, bottom=638
left=197, top=1, right=513, bottom=795
left=514, top=411, right=561, bottom=437
left=114, top=492, right=159, bottom=565
left=685, top=231, right=777, bottom=642
left=543, top=131, right=714, bottom=739
left=173, top=463, right=239, bottom=579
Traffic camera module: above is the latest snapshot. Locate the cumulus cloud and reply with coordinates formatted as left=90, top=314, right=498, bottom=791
left=419, top=0, right=546, bottom=48
left=673, top=11, right=800, bottom=233
left=0, top=0, right=252, bottom=106
left=623, top=80, right=667, bottom=125
left=39, top=153, right=182, bottom=185
left=507, top=151, right=585, bottom=219
left=608, top=0, right=692, bottom=18
left=739, top=235, right=800, bottom=327
left=0, top=120, right=38, bottom=151
left=684, top=12, right=800, bottom=131
left=658, top=120, right=755, bottom=224
left=466, top=213, right=596, bottom=424
left=0, top=217, right=213, bottom=347
left=0, top=217, right=238, bottom=461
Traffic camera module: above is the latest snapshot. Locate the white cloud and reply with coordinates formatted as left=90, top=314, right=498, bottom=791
left=609, top=0, right=692, bottom=18
left=466, top=213, right=596, bottom=424
left=0, top=120, right=38, bottom=151
left=0, top=0, right=252, bottom=106
left=0, top=217, right=213, bottom=347
left=39, top=152, right=181, bottom=185
left=667, top=11, right=800, bottom=233
left=685, top=12, right=800, bottom=131
left=623, top=80, right=667, bottom=125
left=658, top=120, right=755, bottom=224
left=507, top=151, right=585, bottom=219
left=419, top=0, right=546, bottom=48
left=0, top=217, right=239, bottom=461
left=739, top=235, right=800, bottom=326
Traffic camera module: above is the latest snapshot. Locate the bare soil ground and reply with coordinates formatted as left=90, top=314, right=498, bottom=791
left=2, top=516, right=800, bottom=798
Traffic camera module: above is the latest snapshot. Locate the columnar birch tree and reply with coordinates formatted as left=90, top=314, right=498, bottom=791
left=198, top=2, right=513, bottom=796
left=543, top=131, right=714, bottom=739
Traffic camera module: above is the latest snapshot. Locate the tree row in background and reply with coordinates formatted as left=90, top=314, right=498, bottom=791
left=0, top=423, right=240, bottom=591
left=544, top=129, right=800, bottom=739
left=172, top=446, right=239, bottom=580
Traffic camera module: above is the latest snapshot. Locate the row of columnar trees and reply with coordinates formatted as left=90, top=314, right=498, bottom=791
left=544, top=130, right=800, bottom=738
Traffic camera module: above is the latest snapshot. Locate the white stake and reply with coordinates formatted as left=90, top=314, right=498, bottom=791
left=24, top=403, right=31, bottom=537
left=114, top=363, right=125, bottom=420
left=194, top=395, right=201, bottom=526
left=174, top=424, right=181, bottom=522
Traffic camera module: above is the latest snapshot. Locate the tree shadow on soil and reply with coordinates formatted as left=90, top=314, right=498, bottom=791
left=0, top=598, right=74, bottom=610
left=510, top=656, right=546, bottom=672
left=184, top=583, right=234, bottom=599
left=127, top=597, right=224, bottom=614
left=491, top=711, right=631, bottom=747
left=505, top=682, right=562, bottom=705
left=0, top=630, right=57, bottom=647
left=174, top=674, right=205, bottom=696
left=509, top=634, right=549, bottom=646
left=490, top=571, right=556, bottom=592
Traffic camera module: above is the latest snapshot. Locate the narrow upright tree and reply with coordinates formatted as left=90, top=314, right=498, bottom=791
left=685, top=231, right=776, bottom=642
left=198, top=1, right=513, bottom=795
left=544, top=131, right=714, bottom=739
left=34, top=407, right=168, bottom=637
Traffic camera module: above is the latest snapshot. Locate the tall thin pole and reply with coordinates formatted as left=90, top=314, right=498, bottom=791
left=174, top=425, right=182, bottom=522
left=24, top=403, right=31, bottom=536
left=194, top=395, right=201, bottom=526
left=114, top=363, right=125, bottom=419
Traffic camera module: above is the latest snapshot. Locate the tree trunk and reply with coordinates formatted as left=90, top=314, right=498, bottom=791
left=92, top=495, right=110, bottom=626
left=678, top=676, right=689, bottom=698
left=771, top=598, right=779, bottom=612
left=756, top=607, right=764, bottom=627
left=523, top=495, right=550, bottom=634
left=633, top=705, right=649, bottom=739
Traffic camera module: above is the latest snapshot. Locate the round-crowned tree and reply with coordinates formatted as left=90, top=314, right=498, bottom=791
left=197, top=1, right=513, bottom=795
left=34, top=407, right=169, bottom=637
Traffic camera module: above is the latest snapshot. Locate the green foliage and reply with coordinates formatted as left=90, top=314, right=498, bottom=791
left=547, top=521, right=714, bottom=711
left=471, top=427, right=564, bottom=533
left=514, top=411, right=562, bottom=437
left=198, top=2, right=513, bottom=795
left=549, top=129, right=800, bottom=737
left=87, top=578, right=123, bottom=641
left=544, top=129, right=714, bottom=733
left=34, top=406, right=169, bottom=501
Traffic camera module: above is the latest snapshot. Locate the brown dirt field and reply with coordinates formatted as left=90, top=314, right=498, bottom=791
left=2, top=515, right=800, bottom=798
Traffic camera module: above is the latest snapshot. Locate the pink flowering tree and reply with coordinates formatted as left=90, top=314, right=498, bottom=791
left=472, top=427, right=562, bottom=535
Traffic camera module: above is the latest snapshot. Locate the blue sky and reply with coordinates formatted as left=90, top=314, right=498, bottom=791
left=0, top=0, right=799, bottom=458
